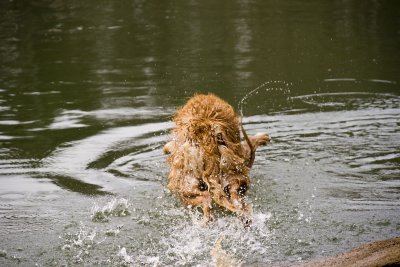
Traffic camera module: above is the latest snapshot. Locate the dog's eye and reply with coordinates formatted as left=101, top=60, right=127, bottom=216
left=223, top=185, right=231, bottom=199
left=238, top=184, right=247, bottom=197
left=199, top=179, right=208, bottom=191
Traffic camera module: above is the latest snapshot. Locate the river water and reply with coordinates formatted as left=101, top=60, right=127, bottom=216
left=0, top=1, right=399, bottom=266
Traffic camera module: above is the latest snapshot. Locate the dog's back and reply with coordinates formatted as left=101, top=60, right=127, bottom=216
left=172, top=94, right=240, bottom=149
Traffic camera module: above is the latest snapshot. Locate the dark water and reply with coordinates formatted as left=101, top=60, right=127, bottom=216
left=1, top=1, right=399, bottom=266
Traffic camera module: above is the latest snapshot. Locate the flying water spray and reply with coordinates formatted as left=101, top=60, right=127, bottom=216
left=238, top=80, right=293, bottom=118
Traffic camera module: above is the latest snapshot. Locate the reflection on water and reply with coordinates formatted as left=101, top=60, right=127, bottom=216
left=0, top=0, right=400, bottom=266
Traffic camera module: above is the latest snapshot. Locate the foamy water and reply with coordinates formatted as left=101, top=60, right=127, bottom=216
left=58, top=197, right=273, bottom=266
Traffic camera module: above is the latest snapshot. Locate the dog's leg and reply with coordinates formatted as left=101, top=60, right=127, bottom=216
left=182, top=192, right=213, bottom=222
left=249, top=132, right=271, bottom=148
left=241, top=133, right=270, bottom=164
left=201, top=198, right=213, bottom=222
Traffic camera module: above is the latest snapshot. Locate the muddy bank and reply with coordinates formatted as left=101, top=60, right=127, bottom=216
left=290, top=237, right=400, bottom=267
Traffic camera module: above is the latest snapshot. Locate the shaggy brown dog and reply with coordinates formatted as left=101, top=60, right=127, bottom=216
left=164, top=94, right=270, bottom=224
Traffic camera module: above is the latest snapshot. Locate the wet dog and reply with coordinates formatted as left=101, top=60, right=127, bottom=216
left=163, top=94, right=270, bottom=224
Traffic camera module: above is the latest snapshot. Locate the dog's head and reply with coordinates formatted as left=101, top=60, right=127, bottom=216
left=212, top=145, right=253, bottom=225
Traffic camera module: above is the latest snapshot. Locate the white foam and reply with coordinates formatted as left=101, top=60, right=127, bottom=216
left=155, top=211, right=272, bottom=266
left=118, top=247, right=134, bottom=265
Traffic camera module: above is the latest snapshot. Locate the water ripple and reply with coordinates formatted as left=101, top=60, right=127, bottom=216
left=41, top=122, right=172, bottom=192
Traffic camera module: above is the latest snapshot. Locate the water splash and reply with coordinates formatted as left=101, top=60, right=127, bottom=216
left=116, top=247, right=160, bottom=267
left=62, top=224, right=96, bottom=251
left=238, top=81, right=293, bottom=118
left=105, top=225, right=124, bottom=236
left=211, top=237, right=243, bottom=267
left=117, top=247, right=135, bottom=266
left=157, top=210, right=272, bottom=266
left=62, top=223, right=97, bottom=263
left=91, top=198, right=130, bottom=222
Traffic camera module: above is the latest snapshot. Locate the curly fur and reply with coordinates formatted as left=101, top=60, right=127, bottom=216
left=164, top=94, right=270, bottom=223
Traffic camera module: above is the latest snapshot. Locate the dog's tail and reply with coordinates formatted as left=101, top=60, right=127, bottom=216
left=240, top=118, right=255, bottom=168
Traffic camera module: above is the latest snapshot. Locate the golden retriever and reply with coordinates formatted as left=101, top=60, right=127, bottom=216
left=164, top=94, right=270, bottom=224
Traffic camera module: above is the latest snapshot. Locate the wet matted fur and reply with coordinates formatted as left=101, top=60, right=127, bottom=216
left=164, top=94, right=270, bottom=223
